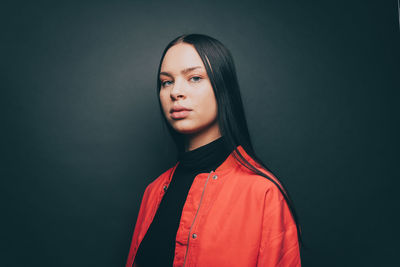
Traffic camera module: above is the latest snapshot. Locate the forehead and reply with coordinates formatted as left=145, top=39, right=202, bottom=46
left=160, top=43, right=205, bottom=73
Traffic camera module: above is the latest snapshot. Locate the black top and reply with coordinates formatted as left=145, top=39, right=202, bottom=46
left=134, top=136, right=232, bottom=267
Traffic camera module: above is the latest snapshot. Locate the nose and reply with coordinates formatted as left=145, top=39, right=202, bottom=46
left=170, top=78, right=185, bottom=100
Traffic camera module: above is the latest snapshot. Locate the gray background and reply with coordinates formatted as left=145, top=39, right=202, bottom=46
left=2, top=0, right=399, bottom=266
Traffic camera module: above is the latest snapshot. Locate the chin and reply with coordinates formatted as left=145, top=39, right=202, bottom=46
left=171, top=124, right=200, bottom=135
left=174, top=128, right=198, bottom=135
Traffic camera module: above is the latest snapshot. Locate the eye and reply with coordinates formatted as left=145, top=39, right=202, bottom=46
left=190, top=76, right=202, bottom=83
left=161, top=80, right=173, bottom=87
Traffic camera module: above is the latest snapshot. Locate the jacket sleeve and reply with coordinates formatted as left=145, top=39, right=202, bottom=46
left=256, top=185, right=301, bottom=267
left=125, top=184, right=152, bottom=267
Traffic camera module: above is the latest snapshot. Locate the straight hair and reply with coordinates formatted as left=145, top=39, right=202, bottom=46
left=156, top=33, right=304, bottom=248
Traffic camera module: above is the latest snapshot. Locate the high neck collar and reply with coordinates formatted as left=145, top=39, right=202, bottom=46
left=177, top=136, right=232, bottom=172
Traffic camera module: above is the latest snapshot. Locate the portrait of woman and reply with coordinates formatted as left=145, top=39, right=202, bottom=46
left=3, top=1, right=396, bottom=266
left=125, top=33, right=302, bottom=267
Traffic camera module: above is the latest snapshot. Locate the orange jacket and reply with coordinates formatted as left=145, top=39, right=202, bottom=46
left=126, top=146, right=301, bottom=267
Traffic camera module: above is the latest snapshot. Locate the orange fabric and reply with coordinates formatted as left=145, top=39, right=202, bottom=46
left=126, top=146, right=301, bottom=267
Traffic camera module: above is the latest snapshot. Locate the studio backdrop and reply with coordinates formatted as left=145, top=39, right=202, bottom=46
left=2, top=1, right=399, bottom=266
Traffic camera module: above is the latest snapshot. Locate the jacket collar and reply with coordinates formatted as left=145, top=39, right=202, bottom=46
left=170, top=145, right=256, bottom=178
left=214, top=145, right=256, bottom=173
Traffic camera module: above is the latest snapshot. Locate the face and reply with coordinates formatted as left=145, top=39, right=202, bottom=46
left=159, top=43, right=219, bottom=136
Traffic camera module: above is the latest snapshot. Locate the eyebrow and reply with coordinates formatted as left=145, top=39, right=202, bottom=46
left=160, top=66, right=203, bottom=78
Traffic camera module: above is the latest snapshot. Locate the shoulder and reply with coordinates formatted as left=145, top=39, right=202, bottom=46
left=234, top=167, right=295, bottom=229
left=232, top=162, right=287, bottom=202
left=142, top=164, right=176, bottom=195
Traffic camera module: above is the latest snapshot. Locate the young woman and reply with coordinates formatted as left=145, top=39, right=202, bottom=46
left=126, top=34, right=302, bottom=267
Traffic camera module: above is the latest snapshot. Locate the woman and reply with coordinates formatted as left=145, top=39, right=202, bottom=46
left=126, top=34, right=302, bottom=267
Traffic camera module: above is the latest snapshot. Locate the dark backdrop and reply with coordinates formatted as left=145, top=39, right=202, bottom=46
left=2, top=1, right=399, bottom=266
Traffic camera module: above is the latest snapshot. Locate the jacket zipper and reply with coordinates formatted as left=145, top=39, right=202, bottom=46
left=182, top=170, right=213, bottom=267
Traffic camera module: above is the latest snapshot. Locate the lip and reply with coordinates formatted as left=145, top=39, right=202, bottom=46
left=171, top=110, right=191, bottom=119
left=170, top=105, right=192, bottom=113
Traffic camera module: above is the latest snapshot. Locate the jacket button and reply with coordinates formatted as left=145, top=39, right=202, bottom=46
left=192, top=233, right=197, bottom=239
left=212, top=175, right=218, bottom=180
left=163, top=185, right=168, bottom=191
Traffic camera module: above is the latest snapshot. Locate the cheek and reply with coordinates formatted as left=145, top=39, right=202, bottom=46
left=159, top=92, right=169, bottom=112
left=195, top=89, right=218, bottom=119
left=207, top=99, right=218, bottom=120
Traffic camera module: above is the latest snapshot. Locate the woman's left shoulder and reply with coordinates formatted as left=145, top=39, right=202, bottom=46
left=233, top=166, right=287, bottom=199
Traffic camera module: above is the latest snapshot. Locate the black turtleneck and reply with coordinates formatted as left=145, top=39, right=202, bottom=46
left=134, top=136, right=232, bottom=267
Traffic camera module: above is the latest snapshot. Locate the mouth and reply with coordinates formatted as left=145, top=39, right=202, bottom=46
left=171, top=110, right=191, bottom=119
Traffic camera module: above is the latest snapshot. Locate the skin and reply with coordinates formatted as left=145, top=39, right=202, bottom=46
left=159, top=43, right=221, bottom=152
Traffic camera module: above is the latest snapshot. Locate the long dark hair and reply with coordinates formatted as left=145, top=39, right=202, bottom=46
left=156, top=33, right=303, bottom=247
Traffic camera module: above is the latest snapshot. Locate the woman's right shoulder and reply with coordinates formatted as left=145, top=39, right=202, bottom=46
left=143, top=164, right=176, bottom=194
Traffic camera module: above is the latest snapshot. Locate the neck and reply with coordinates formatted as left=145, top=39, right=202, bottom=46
left=184, top=124, right=222, bottom=152
left=177, top=135, right=232, bottom=172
